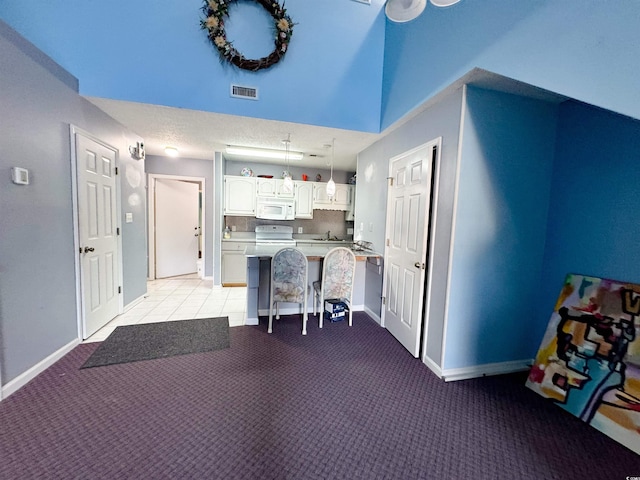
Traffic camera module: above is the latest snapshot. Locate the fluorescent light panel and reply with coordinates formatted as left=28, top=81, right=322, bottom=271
left=226, top=146, right=303, bottom=161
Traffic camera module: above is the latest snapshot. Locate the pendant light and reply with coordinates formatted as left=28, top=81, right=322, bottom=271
left=385, top=0, right=426, bottom=22
left=430, top=0, right=462, bottom=6
left=282, top=134, right=293, bottom=193
left=326, top=138, right=336, bottom=198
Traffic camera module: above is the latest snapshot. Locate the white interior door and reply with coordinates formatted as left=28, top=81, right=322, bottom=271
left=383, top=141, right=437, bottom=357
left=155, top=179, right=200, bottom=278
left=76, top=133, right=120, bottom=339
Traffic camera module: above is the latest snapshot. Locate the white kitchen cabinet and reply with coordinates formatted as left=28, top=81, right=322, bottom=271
left=294, top=181, right=314, bottom=219
left=256, top=178, right=295, bottom=198
left=224, top=176, right=256, bottom=216
left=222, top=241, right=247, bottom=286
left=312, top=182, right=351, bottom=211
left=256, top=177, right=276, bottom=197
left=345, top=185, right=355, bottom=221
left=276, top=179, right=295, bottom=198
left=333, top=184, right=351, bottom=210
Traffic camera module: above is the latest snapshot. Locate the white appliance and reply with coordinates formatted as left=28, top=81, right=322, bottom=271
left=255, top=225, right=296, bottom=245
left=256, top=196, right=295, bottom=221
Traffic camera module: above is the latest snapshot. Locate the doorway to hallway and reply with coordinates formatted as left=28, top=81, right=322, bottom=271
left=148, top=174, right=206, bottom=280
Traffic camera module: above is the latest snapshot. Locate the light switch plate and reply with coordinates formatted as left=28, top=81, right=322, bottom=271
left=125, top=212, right=133, bottom=223
left=11, top=167, right=29, bottom=185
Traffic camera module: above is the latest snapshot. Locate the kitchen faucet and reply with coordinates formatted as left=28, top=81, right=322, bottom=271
left=326, top=230, right=331, bottom=240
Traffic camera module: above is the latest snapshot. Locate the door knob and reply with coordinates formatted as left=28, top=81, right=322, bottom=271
left=83, top=246, right=95, bottom=253
left=414, top=262, right=425, bottom=269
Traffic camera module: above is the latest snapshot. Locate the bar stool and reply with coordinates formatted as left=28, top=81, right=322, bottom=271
left=268, top=247, right=309, bottom=335
left=313, top=247, right=356, bottom=328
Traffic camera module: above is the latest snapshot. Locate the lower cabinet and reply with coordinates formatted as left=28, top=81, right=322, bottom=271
left=222, top=242, right=247, bottom=286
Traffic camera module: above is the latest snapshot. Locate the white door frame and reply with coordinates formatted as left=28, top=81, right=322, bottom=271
left=69, top=125, right=124, bottom=340
left=147, top=173, right=206, bottom=280
left=381, top=138, right=442, bottom=359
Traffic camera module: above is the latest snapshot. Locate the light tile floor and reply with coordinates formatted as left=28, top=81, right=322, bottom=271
left=84, top=274, right=247, bottom=343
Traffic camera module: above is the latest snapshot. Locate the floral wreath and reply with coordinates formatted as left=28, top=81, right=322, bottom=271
left=200, top=0, right=294, bottom=72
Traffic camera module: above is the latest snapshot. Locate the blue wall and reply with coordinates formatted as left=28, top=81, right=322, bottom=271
left=444, top=87, right=558, bottom=370
left=538, top=101, right=640, bottom=340
left=382, top=0, right=640, bottom=131
left=0, top=0, right=386, bottom=132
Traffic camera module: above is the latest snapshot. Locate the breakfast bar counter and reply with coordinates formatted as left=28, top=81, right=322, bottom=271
left=243, top=244, right=380, bottom=261
left=243, top=245, right=382, bottom=325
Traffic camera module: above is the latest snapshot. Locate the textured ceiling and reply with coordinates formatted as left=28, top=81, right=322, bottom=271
left=86, top=97, right=382, bottom=171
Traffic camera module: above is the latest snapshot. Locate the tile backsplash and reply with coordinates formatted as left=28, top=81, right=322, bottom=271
left=225, top=210, right=353, bottom=238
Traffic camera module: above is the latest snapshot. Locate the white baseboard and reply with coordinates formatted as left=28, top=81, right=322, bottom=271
left=1, top=338, right=80, bottom=400
left=123, top=293, right=146, bottom=313
left=423, top=355, right=443, bottom=378
left=363, top=306, right=381, bottom=325
left=440, top=358, right=533, bottom=382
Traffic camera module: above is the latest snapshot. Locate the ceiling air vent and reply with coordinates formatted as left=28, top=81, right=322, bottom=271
left=230, top=84, right=258, bottom=100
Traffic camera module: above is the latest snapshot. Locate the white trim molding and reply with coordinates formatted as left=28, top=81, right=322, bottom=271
left=440, top=358, right=533, bottom=382
left=423, top=355, right=533, bottom=382
left=364, top=306, right=382, bottom=325
left=1, top=339, right=79, bottom=400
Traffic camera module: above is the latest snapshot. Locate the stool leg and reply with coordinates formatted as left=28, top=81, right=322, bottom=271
left=302, top=306, right=307, bottom=335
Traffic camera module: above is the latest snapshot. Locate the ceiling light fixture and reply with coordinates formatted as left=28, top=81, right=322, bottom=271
left=326, top=138, right=336, bottom=198
left=164, top=146, right=179, bottom=157
left=225, top=145, right=303, bottom=161
left=385, top=0, right=426, bottom=23
left=430, top=0, right=462, bottom=6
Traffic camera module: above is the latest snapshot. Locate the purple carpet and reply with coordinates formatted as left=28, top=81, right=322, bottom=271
left=0, top=313, right=637, bottom=479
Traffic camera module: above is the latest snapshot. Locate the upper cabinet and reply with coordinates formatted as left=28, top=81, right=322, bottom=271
left=223, top=175, right=351, bottom=217
left=294, top=181, right=314, bottom=219
left=345, top=186, right=355, bottom=221
left=224, top=176, right=256, bottom=216
left=256, top=177, right=294, bottom=198
left=313, top=182, right=351, bottom=211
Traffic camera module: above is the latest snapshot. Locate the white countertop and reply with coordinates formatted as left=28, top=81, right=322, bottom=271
left=244, top=244, right=380, bottom=259
left=222, top=235, right=354, bottom=245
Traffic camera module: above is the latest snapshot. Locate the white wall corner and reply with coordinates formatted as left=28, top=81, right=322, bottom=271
left=363, top=306, right=381, bottom=325
left=423, top=354, right=444, bottom=379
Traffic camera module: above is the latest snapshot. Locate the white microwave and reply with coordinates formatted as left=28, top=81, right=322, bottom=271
left=256, top=196, right=295, bottom=220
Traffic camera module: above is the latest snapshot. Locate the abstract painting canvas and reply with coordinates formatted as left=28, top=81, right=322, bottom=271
left=526, top=273, right=640, bottom=455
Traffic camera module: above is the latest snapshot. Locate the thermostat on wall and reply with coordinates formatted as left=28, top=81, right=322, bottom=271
left=11, top=167, right=30, bottom=185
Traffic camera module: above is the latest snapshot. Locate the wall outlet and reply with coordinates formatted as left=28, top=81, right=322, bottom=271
left=231, top=225, right=236, bottom=232
left=298, top=227, right=303, bottom=234
left=347, top=228, right=353, bottom=235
